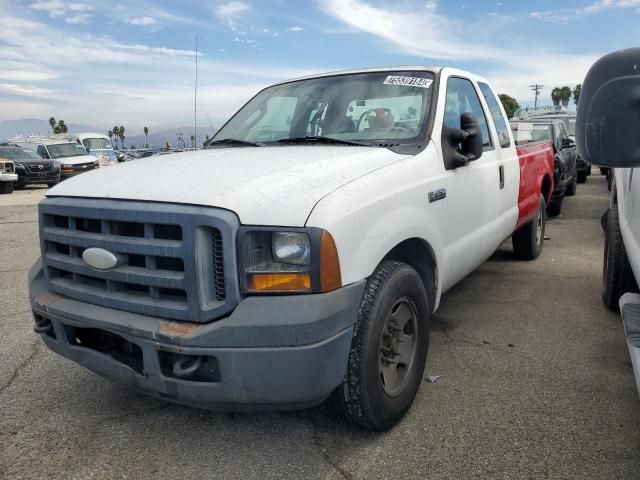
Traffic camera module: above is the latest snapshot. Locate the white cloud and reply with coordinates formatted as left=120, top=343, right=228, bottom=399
left=68, top=3, right=93, bottom=11
left=126, top=16, right=157, bottom=26
left=319, top=0, right=598, bottom=103
left=215, top=1, right=250, bottom=27
left=65, top=13, right=91, bottom=24
left=289, top=26, right=303, bottom=32
left=531, top=0, right=640, bottom=23
left=0, top=83, right=52, bottom=97
left=29, top=0, right=66, bottom=17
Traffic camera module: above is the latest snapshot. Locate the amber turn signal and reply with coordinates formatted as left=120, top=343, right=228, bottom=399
left=320, top=230, right=341, bottom=292
left=249, top=273, right=311, bottom=292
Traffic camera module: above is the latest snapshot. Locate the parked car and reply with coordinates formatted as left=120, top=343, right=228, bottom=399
left=0, top=156, right=17, bottom=194
left=512, top=119, right=577, bottom=217
left=576, top=48, right=640, bottom=396
left=30, top=66, right=549, bottom=430
left=0, top=145, right=60, bottom=188
left=11, top=137, right=99, bottom=180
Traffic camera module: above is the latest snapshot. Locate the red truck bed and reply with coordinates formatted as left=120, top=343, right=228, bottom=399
left=515, top=141, right=555, bottom=230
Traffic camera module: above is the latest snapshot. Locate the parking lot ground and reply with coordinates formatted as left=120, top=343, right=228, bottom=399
left=1, top=176, right=639, bottom=479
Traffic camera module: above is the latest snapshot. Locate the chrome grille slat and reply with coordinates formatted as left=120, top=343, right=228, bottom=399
left=39, top=198, right=240, bottom=322
left=46, top=254, right=185, bottom=288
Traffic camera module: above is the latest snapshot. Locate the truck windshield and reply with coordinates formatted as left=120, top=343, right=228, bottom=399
left=47, top=143, right=87, bottom=159
left=211, top=71, right=435, bottom=148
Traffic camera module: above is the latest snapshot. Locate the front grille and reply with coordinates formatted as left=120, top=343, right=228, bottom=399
left=72, top=162, right=96, bottom=172
left=39, top=198, right=240, bottom=322
left=26, top=163, right=53, bottom=173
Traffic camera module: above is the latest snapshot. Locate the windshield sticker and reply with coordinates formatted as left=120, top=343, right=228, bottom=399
left=383, top=76, right=433, bottom=89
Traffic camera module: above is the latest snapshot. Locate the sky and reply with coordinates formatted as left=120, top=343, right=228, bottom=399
left=0, top=0, right=638, bottom=132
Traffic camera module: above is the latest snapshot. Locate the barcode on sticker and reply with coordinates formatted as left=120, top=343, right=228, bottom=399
left=383, top=76, right=433, bottom=89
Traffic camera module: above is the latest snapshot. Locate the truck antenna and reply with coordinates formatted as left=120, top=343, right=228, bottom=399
left=194, top=34, right=198, bottom=149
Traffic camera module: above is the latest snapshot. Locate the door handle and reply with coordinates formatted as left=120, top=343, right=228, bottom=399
left=499, top=165, right=505, bottom=189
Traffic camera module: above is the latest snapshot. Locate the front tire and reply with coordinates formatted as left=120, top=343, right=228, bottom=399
left=602, top=204, right=638, bottom=310
left=330, top=261, right=429, bottom=430
left=0, top=182, right=14, bottom=194
left=512, top=194, right=545, bottom=260
left=577, top=170, right=588, bottom=184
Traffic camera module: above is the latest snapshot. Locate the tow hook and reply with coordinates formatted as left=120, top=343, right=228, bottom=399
left=172, top=355, right=204, bottom=378
left=33, top=318, right=53, bottom=335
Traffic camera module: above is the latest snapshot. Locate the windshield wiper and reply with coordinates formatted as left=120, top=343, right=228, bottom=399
left=276, top=136, right=368, bottom=146
left=208, top=138, right=263, bottom=147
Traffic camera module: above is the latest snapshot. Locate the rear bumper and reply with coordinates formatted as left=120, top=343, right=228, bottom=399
left=619, top=293, right=640, bottom=398
left=0, top=172, right=17, bottom=182
left=29, top=260, right=365, bottom=410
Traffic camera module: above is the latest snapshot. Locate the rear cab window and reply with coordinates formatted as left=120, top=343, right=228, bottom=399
left=478, top=82, right=511, bottom=148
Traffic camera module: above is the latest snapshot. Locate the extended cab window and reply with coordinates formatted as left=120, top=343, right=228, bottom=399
left=444, top=77, right=491, bottom=148
left=478, top=82, right=510, bottom=148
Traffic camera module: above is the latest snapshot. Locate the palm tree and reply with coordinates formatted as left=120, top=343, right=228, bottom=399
left=108, top=130, right=113, bottom=145
left=113, top=126, right=119, bottom=149
left=573, top=84, right=581, bottom=107
left=118, top=126, right=125, bottom=150
left=143, top=126, right=149, bottom=148
left=551, top=88, right=562, bottom=106
left=560, top=86, right=572, bottom=107
left=59, top=120, right=68, bottom=134
left=48, top=117, right=56, bottom=133
left=190, top=135, right=195, bottom=148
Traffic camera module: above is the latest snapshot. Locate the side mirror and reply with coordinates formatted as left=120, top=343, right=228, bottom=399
left=442, top=112, right=484, bottom=170
left=561, top=138, right=575, bottom=149
left=576, top=48, right=640, bottom=167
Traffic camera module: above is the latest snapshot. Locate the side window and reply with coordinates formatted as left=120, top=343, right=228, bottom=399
left=444, top=77, right=491, bottom=148
left=37, top=145, right=49, bottom=159
left=478, top=82, right=510, bottom=148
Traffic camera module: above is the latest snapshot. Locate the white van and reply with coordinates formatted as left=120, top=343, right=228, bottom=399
left=66, top=132, right=117, bottom=167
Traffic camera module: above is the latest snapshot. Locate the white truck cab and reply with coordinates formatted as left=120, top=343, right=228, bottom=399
left=30, top=66, right=523, bottom=429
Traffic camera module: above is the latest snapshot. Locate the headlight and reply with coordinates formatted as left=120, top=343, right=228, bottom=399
left=62, top=164, right=72, bottom=168
left=239, top=228, right=341, bottom=294
left=15, top=163, right=24, bottom=168
left=272, top=232, right=310, bottom=265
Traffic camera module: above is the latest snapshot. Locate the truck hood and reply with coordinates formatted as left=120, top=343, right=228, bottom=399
left=48, top=146, right=409, bottom=226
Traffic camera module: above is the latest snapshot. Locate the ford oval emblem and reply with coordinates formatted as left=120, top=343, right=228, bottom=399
left=82, top=247, right=119, bottom=270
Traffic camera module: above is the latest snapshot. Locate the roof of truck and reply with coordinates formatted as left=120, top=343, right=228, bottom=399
left=274, top=66, right=445, bottom=86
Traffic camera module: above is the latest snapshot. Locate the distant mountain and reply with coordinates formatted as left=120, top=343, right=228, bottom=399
left=0, top=118, right=98, bottom=140
left=122, top=127, right=218, bottom=149
left=0, top=119, right=219, bottom=149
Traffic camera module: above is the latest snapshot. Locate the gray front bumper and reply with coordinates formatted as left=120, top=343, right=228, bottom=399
left=29, top=260, right=365, bottom=410
left=619, top=293, right=640, bottom=398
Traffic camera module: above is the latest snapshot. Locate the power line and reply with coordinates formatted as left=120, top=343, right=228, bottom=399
left=530, top=83, right=543, bottom=108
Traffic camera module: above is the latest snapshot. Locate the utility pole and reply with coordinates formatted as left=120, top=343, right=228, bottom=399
left=194, top=34, right=198, bottom=150
left=530, top=83, right=543, bottom=109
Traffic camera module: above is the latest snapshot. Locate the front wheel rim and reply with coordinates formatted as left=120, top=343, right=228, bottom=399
left=378, top=297, right=419, bottom=397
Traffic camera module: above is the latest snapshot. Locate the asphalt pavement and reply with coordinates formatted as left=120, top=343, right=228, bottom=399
left=1, top=175, right=638, bottom=479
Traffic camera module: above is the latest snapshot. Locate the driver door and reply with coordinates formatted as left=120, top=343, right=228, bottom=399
left=439, top=75, right=502, bottom=290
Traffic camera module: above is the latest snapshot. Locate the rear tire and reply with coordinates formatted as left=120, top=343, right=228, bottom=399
left=330, top=261, right=429, bottom=431
left=547, top=198, right=562, bottom=217
left=565, top=175, right=577, bottom=196
left=577, top=171, right=588, bottom=184
left=603, top=204, right=638, bottom=310
left=512, top=194, right=545, bottom=260
left=0, top=182, right=14, bottom=194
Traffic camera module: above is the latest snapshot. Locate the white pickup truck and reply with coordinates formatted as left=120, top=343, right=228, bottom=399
left=30, top=66, right=541, bottom=430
